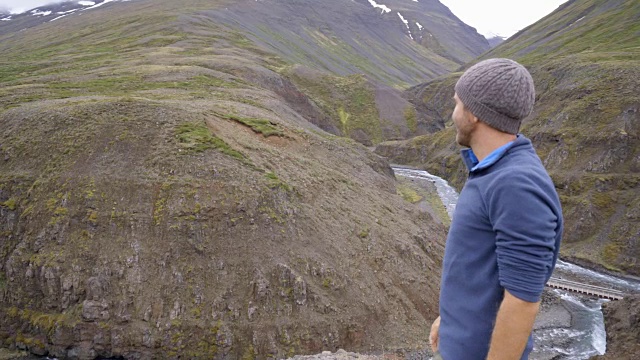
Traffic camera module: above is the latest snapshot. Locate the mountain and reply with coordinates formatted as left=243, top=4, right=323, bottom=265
left=375, top=0, right=640, bottom=275
left=485, top=34, right=506, bottom=48
left=0, top=0, right=490, bottom=149
left=0, top=0, right=489, bottom=76
left=191, top=0, right=491, bottom=145
left=356, top=0, right=491, bottom=64
left=195, top=0, right=490, bottom=82
left=0, top=0, right=468, bottom=358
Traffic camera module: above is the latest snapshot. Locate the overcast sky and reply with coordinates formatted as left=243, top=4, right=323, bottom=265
left=1, top=0, right=568, bottom=37
left=0, top=0, right=57, bottom=14
left=439, top=0, right=567, bottom=37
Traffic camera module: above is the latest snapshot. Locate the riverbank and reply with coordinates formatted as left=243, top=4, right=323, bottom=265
left=284, top=288, right=573, bottom=360
left=592, top=294, right=640, bottom=360
left=561, top=256, right=640, bottom=282
left=530, top=290, right=575, bottom=360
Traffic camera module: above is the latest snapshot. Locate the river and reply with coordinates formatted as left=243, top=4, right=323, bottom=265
left=392, top=166, right=640, bottom=360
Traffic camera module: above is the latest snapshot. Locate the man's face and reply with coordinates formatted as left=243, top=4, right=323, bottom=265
left=452, top=93, right=476, bottom=147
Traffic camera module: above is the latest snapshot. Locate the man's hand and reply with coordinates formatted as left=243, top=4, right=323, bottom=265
left=430, top=315, right=441, bottom=352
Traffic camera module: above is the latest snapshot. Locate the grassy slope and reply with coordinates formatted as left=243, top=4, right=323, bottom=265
left=203, top=0, right=459, bottom=89
left=194, top=0, right=471, bottom=146
left=284, top=68, right=385, bottom=145
left=377, top=0, right=640, bottom=274
left=0, top=0, right=447, bottom=358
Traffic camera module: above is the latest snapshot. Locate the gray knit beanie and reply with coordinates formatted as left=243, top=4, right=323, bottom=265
left=454, top=58, right=535, bottom=134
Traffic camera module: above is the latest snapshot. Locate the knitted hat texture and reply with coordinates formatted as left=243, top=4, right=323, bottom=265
left=454, top=58, right=535, bottom=134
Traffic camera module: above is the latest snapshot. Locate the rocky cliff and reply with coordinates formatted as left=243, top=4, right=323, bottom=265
left=592, top=295, right=640, bottom=360
left=376, top=0, right=640, bottom=276
left=0, top=0, right=454, bottom=358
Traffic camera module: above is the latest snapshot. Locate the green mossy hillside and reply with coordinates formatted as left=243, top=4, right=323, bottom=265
left=0, top=0, right=448, bottom=358
left=286, top=70, right=384, bottom=146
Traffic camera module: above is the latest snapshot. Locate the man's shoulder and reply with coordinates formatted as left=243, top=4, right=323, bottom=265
left=494, top=144, right=549, bottom=179
left=482, top=154, right=557, bottom=200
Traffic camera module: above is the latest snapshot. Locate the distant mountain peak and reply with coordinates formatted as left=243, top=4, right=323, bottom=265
left=484, top=31, right=506, bottom=39
left=354, top=0, right=490, bottom=62
left=484, top=32, right=507, bottom=48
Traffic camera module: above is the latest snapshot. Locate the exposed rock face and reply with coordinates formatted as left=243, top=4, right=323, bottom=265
left=591, top=295, right=640, bottom=360
left=0, top=0, right=449, bottom=358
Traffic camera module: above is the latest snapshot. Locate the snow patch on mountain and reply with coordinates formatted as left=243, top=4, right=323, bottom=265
left=569, top=16, right=586, bottom=27
left=397, top=12, right=413, bottom=40
left=397, top=12, right=409, bottom=27
left=58, top=9, right=79, bottom=15
left=84, top=0, right=119, bottom=11
left=367, top=0, right=391, bottom=14
left=51, top=9, right=81, bottom=22
left=31, top=10, right=52, bottom=16
left=47, top=0, right=132, bottom=22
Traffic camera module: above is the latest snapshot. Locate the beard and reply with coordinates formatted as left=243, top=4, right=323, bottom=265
left=455, top=126, right=472, bottom=148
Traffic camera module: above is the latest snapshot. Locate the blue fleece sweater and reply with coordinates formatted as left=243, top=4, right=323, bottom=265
left=439, top=135, right=563, bottom=360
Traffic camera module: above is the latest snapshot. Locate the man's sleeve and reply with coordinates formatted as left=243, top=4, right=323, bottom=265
left=489, top=172, right=559, bottom=303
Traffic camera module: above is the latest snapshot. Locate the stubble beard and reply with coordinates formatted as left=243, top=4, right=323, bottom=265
left=456, top=129, right=471, bottom=148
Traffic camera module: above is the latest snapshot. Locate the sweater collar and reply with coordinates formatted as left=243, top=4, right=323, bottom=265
left=461, top=135, right=523, bottom=172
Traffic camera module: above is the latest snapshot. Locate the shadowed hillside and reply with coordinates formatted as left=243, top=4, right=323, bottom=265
left=0, top=0, right=451, bottom=358
left=375, top=0, right=640, bottom=275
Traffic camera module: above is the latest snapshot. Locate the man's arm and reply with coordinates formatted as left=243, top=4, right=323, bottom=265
left=486, top=290, right=540, bottom=360
left=487, top=172, right=560, bottom=359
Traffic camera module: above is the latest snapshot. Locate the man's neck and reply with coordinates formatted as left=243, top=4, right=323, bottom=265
left=469, top=126, right=517, bottom=162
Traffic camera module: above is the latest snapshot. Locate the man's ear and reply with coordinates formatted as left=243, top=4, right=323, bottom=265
left=467, top=111, right=479, bottom=124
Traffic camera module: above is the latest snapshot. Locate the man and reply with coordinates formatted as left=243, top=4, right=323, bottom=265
left=429, top=58, right=563, bottom=360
